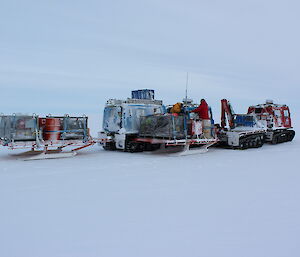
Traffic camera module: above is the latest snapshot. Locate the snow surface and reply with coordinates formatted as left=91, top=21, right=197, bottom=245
left=1, top=1, right=300, bottom=256
left=0, top=119, right=299, bottom=257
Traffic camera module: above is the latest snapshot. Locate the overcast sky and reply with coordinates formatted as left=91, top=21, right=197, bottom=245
left=1, top=0, right=299, bottom=122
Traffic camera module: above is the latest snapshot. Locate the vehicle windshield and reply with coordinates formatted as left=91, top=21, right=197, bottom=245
left=103, top=106, right=122, bottom=132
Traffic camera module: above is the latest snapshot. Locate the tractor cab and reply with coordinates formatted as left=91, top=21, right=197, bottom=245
left=248, top=100, right=292, bottom=129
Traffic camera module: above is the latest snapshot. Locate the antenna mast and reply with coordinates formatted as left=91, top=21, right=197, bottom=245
left=185, top=72, right=189, bottom=106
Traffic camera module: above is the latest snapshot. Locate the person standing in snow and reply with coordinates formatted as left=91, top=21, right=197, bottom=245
left=191, top=99, right=212, bottom=138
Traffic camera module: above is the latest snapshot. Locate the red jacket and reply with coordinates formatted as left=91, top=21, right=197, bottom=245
left=191, top=100, right=210, bottom=119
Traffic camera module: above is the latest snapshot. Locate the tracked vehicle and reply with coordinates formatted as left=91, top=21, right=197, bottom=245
left=247, top=100, right=295, bottom=144
left=217, top=99, right=266, bottom=149
left=99, top=91, right=218, bottom=154
left=99, top=89, right=166, bottom=151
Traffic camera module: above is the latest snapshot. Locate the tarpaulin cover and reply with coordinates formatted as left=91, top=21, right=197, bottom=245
left=139, top=114, right=186, bottom=139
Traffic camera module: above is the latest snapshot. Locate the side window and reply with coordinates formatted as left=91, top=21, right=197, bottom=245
left=284, top=110, right=289, bottom=117
left=255, top=108, right=263, bottom=113
left=274, top=110, right=281, bottom=117
left=136, top=108, right=145, bottom=117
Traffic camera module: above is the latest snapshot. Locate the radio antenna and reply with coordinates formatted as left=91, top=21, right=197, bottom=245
left=185, top=72, right=189, bottom=106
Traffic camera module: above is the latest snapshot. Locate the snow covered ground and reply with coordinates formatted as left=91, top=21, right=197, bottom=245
left=1, top=0, right=300, bottom=255
left=0, top=123, right=299, bottom=257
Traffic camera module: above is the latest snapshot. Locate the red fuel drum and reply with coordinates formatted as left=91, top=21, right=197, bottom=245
left=43, top=118, right=62, bottom=141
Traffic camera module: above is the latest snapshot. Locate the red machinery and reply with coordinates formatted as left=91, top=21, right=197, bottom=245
left=220, top=99, right=235, bottom=128
left=247, top=100, right=295, bottom=144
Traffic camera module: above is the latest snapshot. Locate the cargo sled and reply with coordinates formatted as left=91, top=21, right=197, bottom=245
left=0, top=114, right=95, bottom=160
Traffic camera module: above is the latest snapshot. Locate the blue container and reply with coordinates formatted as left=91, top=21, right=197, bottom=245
left=234, top=115, right=255, bottom=127
left=131, top=89, right=155, bottom=100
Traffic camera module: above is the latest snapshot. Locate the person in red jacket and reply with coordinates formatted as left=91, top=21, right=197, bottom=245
left=191, top=99, right=209, bottom=119
left=191, top=99, right=212, bottom=138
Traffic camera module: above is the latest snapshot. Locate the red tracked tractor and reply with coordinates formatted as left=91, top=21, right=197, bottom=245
left=247, top=100, right=295, bottom=144
left=216, top=99, right=295, bottom=149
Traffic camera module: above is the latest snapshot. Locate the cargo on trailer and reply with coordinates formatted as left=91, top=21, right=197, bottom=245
left=139, top=115, right=186, bottom=139
left=133, top=106, right=218, bottom=153
left=38, top=115, right=89, bottom=142
left=0, top=113, right=94, bottom=160
left=0, top=114, right=39, bottom=145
